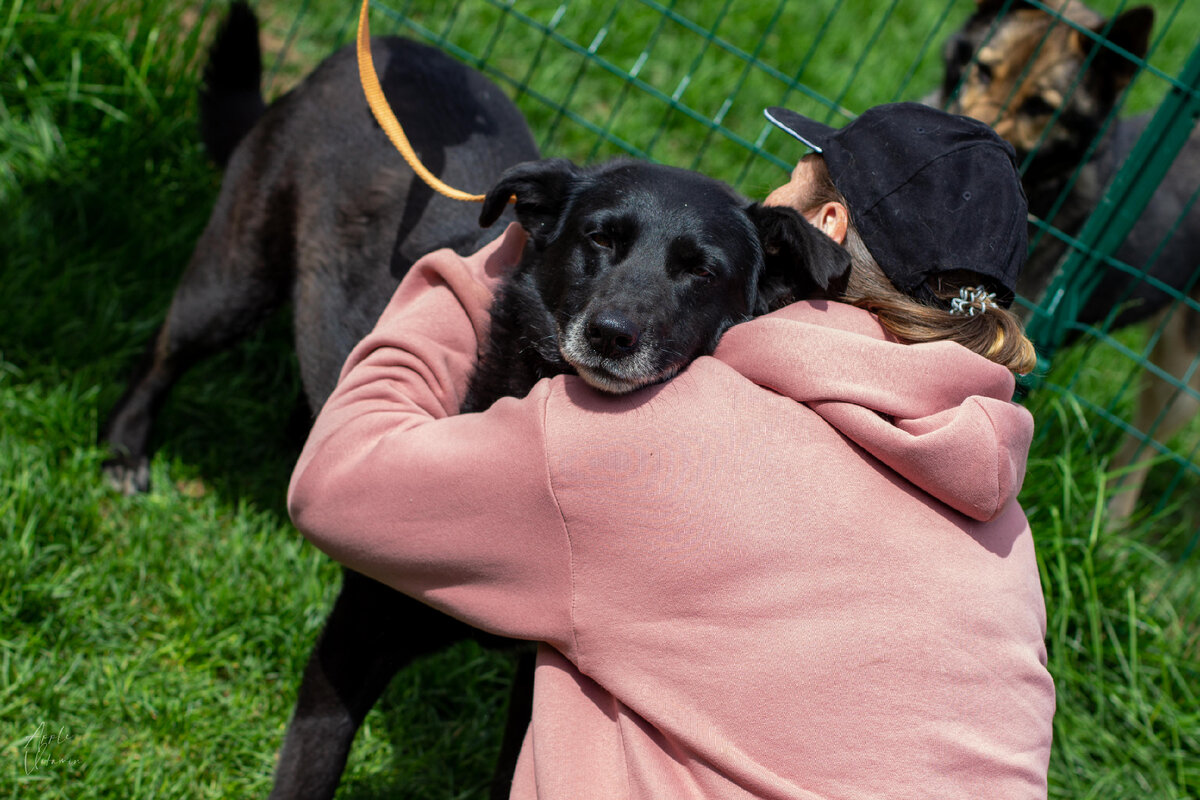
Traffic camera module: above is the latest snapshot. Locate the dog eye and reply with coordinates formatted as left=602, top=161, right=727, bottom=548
left=1020, top=95, right=1056, bottom=117
left=588, top=231, right=614, bottom=250
left=974, top=62, right=993, bottom=86
left=690, top=265, right=715, bottom=280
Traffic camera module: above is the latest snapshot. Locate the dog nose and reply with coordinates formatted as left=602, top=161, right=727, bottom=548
left=586, top=310, right=640, bottom=359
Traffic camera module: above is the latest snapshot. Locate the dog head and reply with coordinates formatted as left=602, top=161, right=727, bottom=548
left=939, top=0, right=1152, bottom=187
left=480, top=159, right=849, bottom=393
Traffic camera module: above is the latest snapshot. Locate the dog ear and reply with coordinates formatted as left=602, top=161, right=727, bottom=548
left=747, top=204, right=851, bottom=314
left=479, top=158, right=580, bottom=246
left=1079, top=6, right=1154, bottom=95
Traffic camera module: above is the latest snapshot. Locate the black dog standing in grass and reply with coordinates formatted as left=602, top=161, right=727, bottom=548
left=100, top=4, right=849, bottom=798
left=101, top=5, right=539, bottom=797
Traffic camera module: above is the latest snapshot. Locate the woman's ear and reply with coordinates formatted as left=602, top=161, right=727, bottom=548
left=804, top=200, right=849, bottom=245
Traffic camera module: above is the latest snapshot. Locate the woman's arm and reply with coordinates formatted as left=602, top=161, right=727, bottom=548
left=288, top=224, right=576, bottom=652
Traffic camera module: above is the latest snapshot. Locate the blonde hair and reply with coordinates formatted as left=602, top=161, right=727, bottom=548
left=800, top=155, right=1038, bottom=376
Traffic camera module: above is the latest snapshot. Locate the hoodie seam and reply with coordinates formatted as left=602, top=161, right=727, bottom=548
left=541, top=386, right=633, bottom=798
left=975, top=397, right=1005, bottom=518
left=540, top=386, right=583, bottom=668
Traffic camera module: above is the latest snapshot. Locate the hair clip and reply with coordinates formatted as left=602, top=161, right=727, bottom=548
left=949, top=286, right=998, bottom=317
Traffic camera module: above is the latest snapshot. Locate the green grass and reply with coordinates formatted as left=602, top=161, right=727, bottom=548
left=1021, top=391, right=1200, bottom=797
left=1, top=0, right=1197, bottom=797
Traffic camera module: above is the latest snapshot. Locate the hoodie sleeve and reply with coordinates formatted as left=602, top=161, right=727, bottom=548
left=287, top=224, right=576, bottom=654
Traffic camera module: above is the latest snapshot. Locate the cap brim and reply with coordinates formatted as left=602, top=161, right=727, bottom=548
left=764, top=107, right=835, bottom=152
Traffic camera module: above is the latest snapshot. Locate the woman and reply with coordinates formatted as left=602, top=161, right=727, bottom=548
left=289, top=103, right=1055, bottom=799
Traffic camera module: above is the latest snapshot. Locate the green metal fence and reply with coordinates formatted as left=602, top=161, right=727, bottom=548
left=273, top=0, right=1199, bottom=540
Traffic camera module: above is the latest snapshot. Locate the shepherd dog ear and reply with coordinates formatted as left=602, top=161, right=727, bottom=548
left=1077, top=6, right=1154, bottom=94
left=479, top=158, right=581, bottom=247
left=746, top=203, right=851, bottom=314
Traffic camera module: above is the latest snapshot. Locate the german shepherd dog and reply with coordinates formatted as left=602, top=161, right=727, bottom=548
left=100, top=5, right=850, bottom=798
left=930, top=0, right=1200, bottom=521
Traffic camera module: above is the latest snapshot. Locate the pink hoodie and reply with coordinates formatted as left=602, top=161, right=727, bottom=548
left=289, top=223, right=1055, bottom=799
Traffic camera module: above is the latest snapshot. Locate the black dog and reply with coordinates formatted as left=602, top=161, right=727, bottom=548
left=275, top=158, right=847, bottom=800
left=278, top=158, right=846, bottom=799
left=100, top=4, right=539, bottom=495
left=101, top=5, right=539, bottom=797
left=467, top=157, right=849, bottom=406
left=931, top=0, right=1200, bottom=520
left=101, top=5, right=849, bottom=799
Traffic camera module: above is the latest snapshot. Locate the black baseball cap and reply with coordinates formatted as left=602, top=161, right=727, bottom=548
left=764, top=102, right=1027, bottom=307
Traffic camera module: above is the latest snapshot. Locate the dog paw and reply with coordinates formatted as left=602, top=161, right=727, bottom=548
left=102, top=455, right=151, bottom=495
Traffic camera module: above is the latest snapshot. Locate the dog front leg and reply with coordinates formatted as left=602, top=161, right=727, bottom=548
left=269, top=568, right=479, bottom=800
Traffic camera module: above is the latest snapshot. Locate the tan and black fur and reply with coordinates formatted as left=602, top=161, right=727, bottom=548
left=931, top=0, right=1200, bottom=521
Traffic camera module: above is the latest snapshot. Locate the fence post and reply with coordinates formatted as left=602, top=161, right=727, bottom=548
left=1024, top=42, right=1200, bottom=361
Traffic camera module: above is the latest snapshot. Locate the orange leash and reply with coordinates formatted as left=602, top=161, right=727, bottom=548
left=356, top=0, right=492, bottom=203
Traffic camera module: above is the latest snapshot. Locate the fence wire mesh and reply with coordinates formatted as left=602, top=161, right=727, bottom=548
left=262, top=0, right=1199, bottom=544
